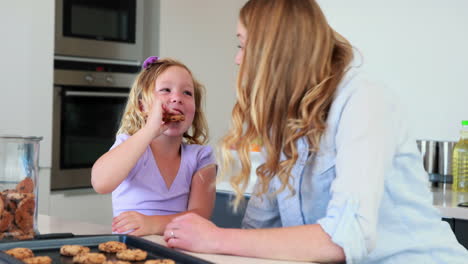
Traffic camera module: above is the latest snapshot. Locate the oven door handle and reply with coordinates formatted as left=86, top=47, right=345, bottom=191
left=64, top=91, right=128, bottom=98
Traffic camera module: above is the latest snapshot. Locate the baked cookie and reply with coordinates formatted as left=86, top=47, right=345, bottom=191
left=16, top=178, right=35, bottom=193
left=0, top=210, right=14, bottom=232
left=14, top=196, right=35, bottom=232
left=4, top=247, right=34, bottom=259
left=163, top=114, right=185, bottom=123
left=103, top=261, right=131, bottom=264
left=98, top=241, right=127, bottom=253
left=5, top=191, right=34, bottom=202
left=5, top=197, right=18, bottom=212
left=145, top=260, right=176, bottom=264
left=60, top=245, right=91, bottom=256
left=72, top=252, right=106, bottom=264
left=0, top=193, right=4, bottom=216
left=116, top=249, right=147, bottom=261
left=12, top=229, right=35, bottom=240
left=23, top=256, right=52, bottom=264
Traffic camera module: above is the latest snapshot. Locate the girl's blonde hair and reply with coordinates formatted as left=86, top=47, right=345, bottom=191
left=221, top=0, right=354, bottom=207
left=117, top=58, right=209, bottom=145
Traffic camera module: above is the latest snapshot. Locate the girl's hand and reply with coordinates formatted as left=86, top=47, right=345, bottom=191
left=163, top=213, right=223, bottom=254
left=143, top=97, right=179, bottom=139
left=112, top=211, right=155, bottom=236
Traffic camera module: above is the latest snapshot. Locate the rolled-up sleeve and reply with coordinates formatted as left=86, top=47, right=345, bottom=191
left=317, top=80, right=398, bottom=263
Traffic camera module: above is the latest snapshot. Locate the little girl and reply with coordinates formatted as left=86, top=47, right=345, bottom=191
left=91, top=56, right=217, bottom=236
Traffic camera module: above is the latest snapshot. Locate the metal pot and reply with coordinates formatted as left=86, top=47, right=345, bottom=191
left=416, top=139, right=438, bottom=174
left=438, top=141, right=457, bottom=183
left=0, top=135, right=42, bottom=240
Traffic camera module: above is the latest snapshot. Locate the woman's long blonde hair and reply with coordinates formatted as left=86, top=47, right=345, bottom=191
left=117, top=58, right=209, bottom=145
left=221, top=0, right=354, bottom=207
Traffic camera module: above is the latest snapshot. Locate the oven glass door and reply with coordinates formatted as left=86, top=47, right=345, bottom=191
left=63, top=0, right=136, bottom=43
left=60, top=87, right=128, bottom=169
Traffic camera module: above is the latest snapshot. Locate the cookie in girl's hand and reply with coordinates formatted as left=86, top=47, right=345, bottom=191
left=162, top=114, right=185, bottom=123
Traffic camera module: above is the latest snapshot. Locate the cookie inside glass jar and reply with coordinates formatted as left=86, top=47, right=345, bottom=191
left=0, top=177, right=37, bottom=240
left=0, top=136, right=42, bottom=240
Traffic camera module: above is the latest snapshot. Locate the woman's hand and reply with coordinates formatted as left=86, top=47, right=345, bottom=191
left=163, top=212, right=223, bottom=254
left=112, top=211, right=156, bottom=236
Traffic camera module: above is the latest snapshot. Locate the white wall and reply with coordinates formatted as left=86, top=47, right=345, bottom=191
left=318, top=0, right=468, bottom=141
left=148, top=0, right=247, bottom=146
left=0, top=1, right=54, bottom=216
left=0, top=0, right=54, bottom=167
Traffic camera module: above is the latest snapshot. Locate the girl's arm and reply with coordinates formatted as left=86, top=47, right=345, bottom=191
left=164, top=213, right=345, bottom=262
left=91, top=126, right=155, bottom=194
left=185, top=164, right=217, bottom=218
left=112, top=165, right=217, bottom=236
left=92, top=98, right=169, bottom=194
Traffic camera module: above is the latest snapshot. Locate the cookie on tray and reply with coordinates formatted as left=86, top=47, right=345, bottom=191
left=145, top=259, right=176, bottom=264
left=103, top=261, right=131, bottom=264
left=4, top=247, right=34, bottom=260
left=23, top=256, right=52, bottom=264
left=72, top=252, right=106, bottom=264
left=98, top=241, right=127, bottom=253
left=116, top=249, right=147, bottom=261
left=60, top=245, right=91, bottom=256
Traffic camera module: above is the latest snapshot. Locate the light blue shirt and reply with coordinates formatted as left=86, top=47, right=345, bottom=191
left=242, top=68, right=468, bottom=263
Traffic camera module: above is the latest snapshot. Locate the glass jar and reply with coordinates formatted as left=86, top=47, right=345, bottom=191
left=0, top=136, right=42, bottom=240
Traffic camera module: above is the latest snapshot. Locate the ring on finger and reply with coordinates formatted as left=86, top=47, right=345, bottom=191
left=170, top=230, right=175, bottom=239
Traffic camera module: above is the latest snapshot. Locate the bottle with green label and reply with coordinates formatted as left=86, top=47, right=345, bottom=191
left=452, top=120, right=468, bottom=192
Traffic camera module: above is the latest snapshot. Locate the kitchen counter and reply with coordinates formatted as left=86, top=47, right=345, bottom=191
left=431, top=184, right=468, bottom=220
left=38, top=215, right=312, bottom=264
left=216, top=181, right=468, bottom=220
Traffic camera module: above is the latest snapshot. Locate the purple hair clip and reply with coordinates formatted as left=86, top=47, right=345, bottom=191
left=142, top=56, right=159, bottom=69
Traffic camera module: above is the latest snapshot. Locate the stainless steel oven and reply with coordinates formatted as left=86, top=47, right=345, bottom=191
left=51, top=57, right=139, bottom=190
left=55, top=0, right=144, bottom=62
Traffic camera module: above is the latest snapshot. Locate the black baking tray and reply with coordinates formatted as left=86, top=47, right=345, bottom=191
left=0, top=233, right=213, bottom=264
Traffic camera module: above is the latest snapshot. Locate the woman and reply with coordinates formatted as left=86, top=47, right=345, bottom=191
left=163, top=0, right=468, bottom=263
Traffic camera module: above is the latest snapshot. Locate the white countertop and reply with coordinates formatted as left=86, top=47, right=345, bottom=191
left=37, top=215, right=311, bottom=264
